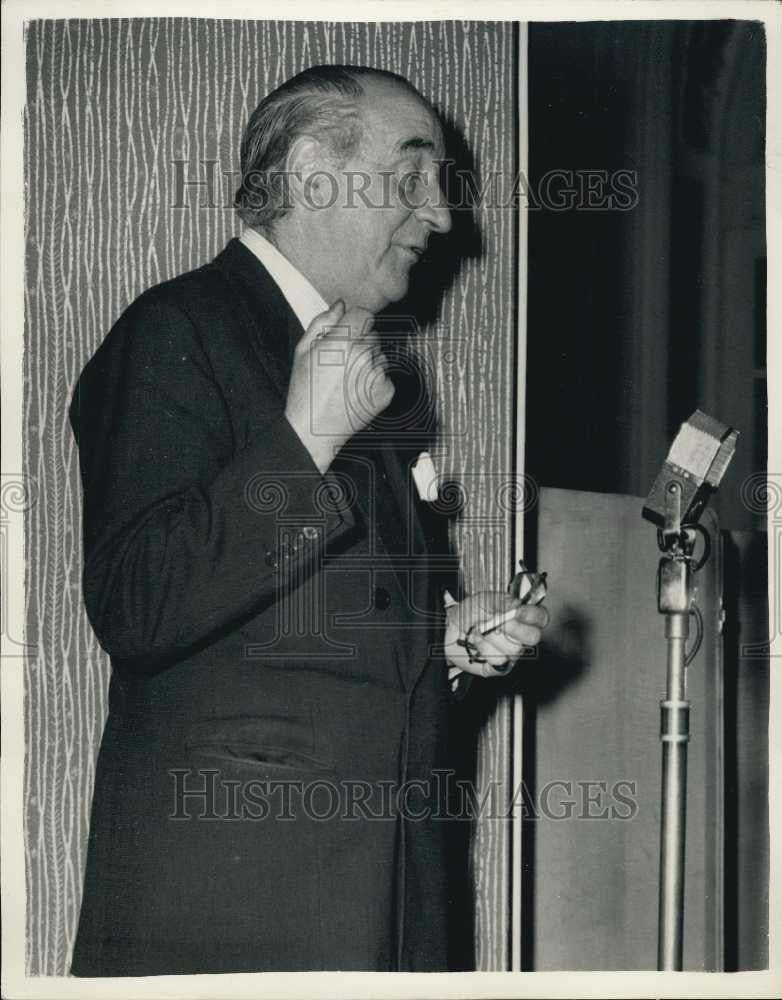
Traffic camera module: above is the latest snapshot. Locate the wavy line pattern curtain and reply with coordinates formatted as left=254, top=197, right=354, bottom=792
left=23, top=18, right=519, bottom=974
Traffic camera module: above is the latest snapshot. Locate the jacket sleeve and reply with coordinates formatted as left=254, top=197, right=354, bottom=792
left=71, top=293, right=354, bottom=665
left=417, top=502, right=473, bottom=701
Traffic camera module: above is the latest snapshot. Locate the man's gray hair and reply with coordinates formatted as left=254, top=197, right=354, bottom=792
left=234, top=64, right=419, bottom=232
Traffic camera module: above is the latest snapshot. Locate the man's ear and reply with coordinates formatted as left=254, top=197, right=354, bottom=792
left=285, top=135, right=336, bottom=212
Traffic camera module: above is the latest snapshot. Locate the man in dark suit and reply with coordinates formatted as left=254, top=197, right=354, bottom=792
left=69, top=64, right=546, bottom=975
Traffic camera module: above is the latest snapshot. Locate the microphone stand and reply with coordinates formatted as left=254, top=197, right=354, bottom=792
left=655, top=481, right=707, bottom=970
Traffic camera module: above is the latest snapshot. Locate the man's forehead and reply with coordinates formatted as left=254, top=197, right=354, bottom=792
left=358, top=78, right=445, bottom=159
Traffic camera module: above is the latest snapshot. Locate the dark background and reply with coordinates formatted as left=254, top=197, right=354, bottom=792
left=526, top=20, right=768, bottom=970
left=527, top=20, right=766, bottom=531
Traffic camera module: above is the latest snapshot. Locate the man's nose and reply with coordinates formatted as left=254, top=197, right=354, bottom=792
left=415, top=184, right=452, bottom=235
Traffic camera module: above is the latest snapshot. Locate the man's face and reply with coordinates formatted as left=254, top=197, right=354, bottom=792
left=315, top=79, right=452, bottom=312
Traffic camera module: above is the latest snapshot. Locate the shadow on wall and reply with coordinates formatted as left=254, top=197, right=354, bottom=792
left=374, top=112, right=484, bottom=467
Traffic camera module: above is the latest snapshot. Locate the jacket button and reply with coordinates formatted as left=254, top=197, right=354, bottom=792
left=374, top=586, right=392, bottom=610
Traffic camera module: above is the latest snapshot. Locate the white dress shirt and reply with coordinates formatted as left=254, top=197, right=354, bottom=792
left=240, top=227, right=328, bottom=332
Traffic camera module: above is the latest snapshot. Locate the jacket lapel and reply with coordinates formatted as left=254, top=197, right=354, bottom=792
left=213, top=238, right=304, bottom=400
left=374, top=440, right=427, bottom=561
left=372, top=439, right=435, bottom=690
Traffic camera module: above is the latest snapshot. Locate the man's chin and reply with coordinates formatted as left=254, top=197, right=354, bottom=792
left=351, top=289, right=408, bottom=315
left=375, top=274, right=411, bottom=311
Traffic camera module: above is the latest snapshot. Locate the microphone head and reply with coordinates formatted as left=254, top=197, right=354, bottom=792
left=642, top=410, right=738, bottom=527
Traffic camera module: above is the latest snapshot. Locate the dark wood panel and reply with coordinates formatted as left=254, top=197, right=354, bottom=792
left=723, top=529, right=769, bottom=970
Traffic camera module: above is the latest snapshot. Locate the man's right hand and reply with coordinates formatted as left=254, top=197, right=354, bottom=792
left=284, top=300, right=395, bottom=474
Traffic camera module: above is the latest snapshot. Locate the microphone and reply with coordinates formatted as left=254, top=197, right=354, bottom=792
left=642, top=409, right=738, bottom=530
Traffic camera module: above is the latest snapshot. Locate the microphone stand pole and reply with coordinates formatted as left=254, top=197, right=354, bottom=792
left=655, top=481, right=704, bottom=970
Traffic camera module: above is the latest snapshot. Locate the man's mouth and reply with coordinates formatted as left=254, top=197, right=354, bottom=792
left=396, top=244, right=426, bottom=263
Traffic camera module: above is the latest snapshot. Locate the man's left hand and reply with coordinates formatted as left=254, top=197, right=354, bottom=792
left=444, top=592, right=549, bottom=677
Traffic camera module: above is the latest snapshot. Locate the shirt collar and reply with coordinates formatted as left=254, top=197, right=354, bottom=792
left=239, top=227, right=328, bottom=332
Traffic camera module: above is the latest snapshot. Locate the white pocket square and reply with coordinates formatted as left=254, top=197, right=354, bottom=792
left=411, top=451, right=439, bottom=502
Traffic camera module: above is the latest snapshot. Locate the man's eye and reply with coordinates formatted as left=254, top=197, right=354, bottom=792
left=398, top=171, right=427, bottom=204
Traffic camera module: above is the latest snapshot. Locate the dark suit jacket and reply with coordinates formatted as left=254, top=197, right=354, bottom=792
left=69, top=238, right=462, bottom=975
